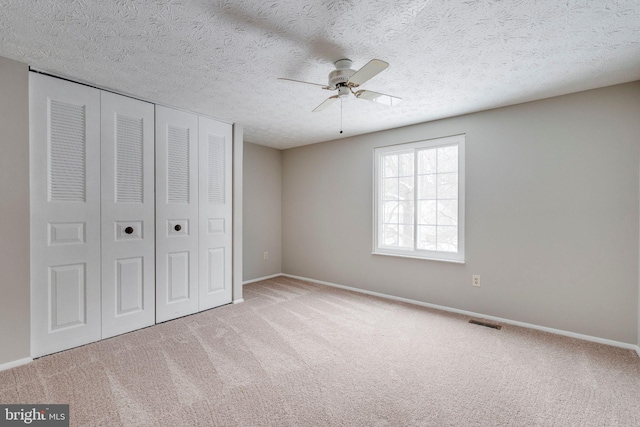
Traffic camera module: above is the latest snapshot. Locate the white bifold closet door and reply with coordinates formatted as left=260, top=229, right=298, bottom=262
left=198, top=116, right=233, bottom=310
left=156, top=108, right=233, bottom=321
left=100, top=92, right=155, bottom=339
left=155, top=106, right=200, bottom=322
left=30, top=73, right=102, bottom=357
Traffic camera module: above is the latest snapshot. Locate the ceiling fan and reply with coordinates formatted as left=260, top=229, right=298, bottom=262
left=279, top=59, right=402, bottom=112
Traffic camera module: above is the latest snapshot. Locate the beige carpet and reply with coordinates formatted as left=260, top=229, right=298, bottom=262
left=1, top=276, right=639, bottom=426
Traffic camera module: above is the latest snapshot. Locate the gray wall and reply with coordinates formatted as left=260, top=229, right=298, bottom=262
left=282, top=82, right=640, bottom=344
left=243, top=142, right=282, bottom=281
left=233, top=125, right=244, bottom=301
left=0, top=56, right=30, bottom=365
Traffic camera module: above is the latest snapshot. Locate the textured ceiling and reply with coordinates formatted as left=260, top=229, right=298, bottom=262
left=1, top=0, right=639, bottom=149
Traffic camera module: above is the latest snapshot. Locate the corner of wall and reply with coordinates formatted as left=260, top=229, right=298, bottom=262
left=242, top=142, right=283, bottom=282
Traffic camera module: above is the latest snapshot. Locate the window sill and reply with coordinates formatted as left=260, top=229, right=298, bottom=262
left=371, top=251, right=466, bottom=264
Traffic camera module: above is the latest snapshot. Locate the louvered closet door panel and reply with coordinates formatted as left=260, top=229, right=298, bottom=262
left=101, top=92, right=155, bottom=339
left=29, top=73, right=102, bottom=357
left=198, top=117, right=233, bottom=310
left=155, top=106, right=200, bottom=322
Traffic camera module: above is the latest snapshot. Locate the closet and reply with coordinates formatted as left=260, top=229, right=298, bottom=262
left=29, top=72, right=233, bottom=358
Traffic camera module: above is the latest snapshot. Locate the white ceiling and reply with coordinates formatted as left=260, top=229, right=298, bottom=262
left=1, top=0, right=639, bottom=149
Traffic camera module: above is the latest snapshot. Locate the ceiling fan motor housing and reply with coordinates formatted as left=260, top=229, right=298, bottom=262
left=328, top=59, right=355, bottom=91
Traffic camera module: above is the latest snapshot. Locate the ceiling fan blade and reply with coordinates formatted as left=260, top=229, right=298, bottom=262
left=354, top=90, right=402, bottom=106
left=348, top=59, right=389, bottom=86
left=313, top=95, right=339, bottom=112
left=278, top=77, right=327, bottom=88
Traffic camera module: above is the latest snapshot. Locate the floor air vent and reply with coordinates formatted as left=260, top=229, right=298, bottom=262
left=469, top=319, right=502, bottom=330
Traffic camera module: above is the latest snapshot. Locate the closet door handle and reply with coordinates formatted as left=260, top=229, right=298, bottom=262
left=125, top=226, right=134, bottom=235
left=174, top=224, right=182, bottom=232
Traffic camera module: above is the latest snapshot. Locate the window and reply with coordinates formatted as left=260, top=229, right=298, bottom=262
left=373, top=134, right=465, bottom=262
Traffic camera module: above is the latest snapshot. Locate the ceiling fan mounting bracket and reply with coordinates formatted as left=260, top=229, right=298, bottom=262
left=334, top=59, right=353, bottom=70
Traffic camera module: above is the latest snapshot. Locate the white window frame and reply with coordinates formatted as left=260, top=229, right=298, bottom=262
left=373, top=134, right=465, bottom=263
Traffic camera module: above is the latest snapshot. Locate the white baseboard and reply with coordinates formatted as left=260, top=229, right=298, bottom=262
left=242, top=273, right=283, bottom=285
left=282, top=273, right=639, bottom=352
left=0, top=357, right=32, bottom=372
left=233, top=298, right=245, bottom=304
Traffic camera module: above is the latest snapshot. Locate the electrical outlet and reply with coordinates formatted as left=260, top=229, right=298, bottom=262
left=472, top=275, right=481, bottom=287
left=263, top=251, right=268, bottom=260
